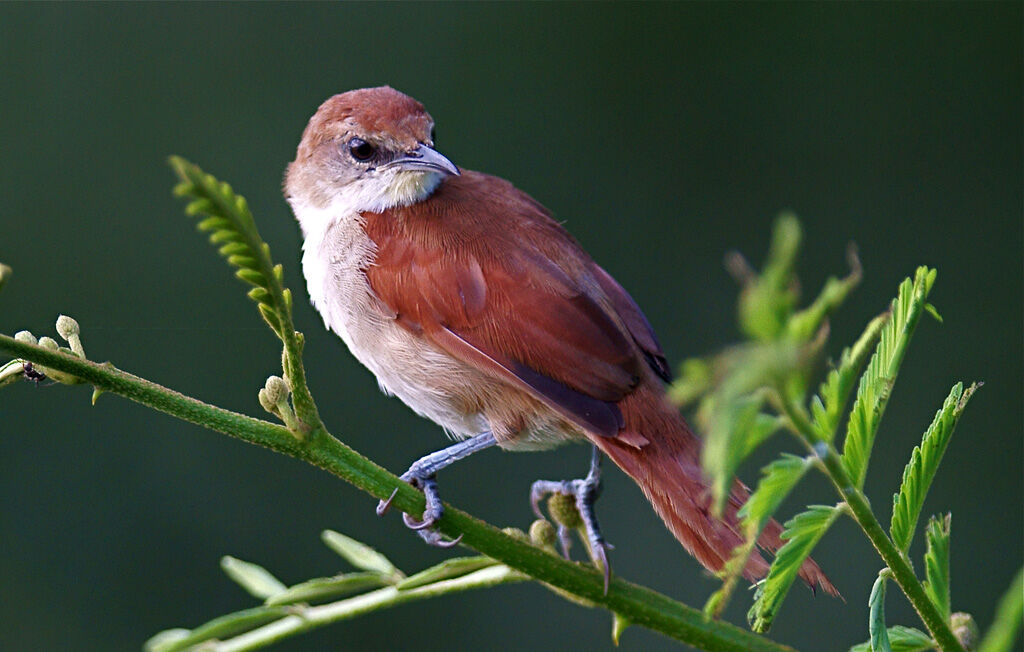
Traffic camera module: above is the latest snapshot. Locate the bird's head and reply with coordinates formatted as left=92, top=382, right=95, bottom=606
left=285, top=87, right=459, bottom=230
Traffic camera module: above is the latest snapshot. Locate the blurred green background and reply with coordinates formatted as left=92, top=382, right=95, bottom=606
left=1, top=3, right=1019, bottom=651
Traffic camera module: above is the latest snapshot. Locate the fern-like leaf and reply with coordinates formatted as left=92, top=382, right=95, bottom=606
left=703, top=391, right=782, bottom=515
left=849, top=626, right=936, bottom=652
left=890, top=384, right=977, bottom=552
left=842, top=267, right=937, bottom=488
left=705, top=454, right=813, bottom=618
left=811, top=312, right=887, bottom=442
left=749, top=504, right=843, bottom=633
left=736, top=213, right=801, bottom=341
left=869, top=574, right=893, bottom=652
left=922, top=514, right=951, bottom=622
left=739, top=454, right=814, bottom=538
left=169, top=156, right=293, bottom=340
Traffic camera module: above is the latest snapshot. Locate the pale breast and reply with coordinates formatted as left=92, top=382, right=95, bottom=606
left=300, top=208, right=492, bottom=440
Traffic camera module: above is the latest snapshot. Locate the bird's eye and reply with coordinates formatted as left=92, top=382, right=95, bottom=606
left=348, top=138, right=375, bottom=162
left=430, top=127, right=436, bottom=144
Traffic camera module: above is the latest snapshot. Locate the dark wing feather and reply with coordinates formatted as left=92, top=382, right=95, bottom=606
left=590, top=262, right=672, bottom=382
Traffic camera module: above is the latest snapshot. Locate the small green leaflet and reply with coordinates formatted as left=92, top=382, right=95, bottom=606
left=321, top=529, right=402, bottom=580
left=749, top=504, right=843, bottom=633
left=842, top=267, right=936, bottom=489
left=890, top=384, right=976, bottom=552
left=869, top=574, right=892, bottom=652
left=220, top=556, right=287, bottom=600
left=977, top=567, right=1023, bottom=652
left=144, top=607, right=290, bottom=652
left=396, top=556, right=498, bottom=591
left=264, top=572, right=392, bottom=606
left=811, top=313, right=887, bottom=442
left=705, top=454, right=813, bottom=619
left=922, top=515, right=951, bottom=622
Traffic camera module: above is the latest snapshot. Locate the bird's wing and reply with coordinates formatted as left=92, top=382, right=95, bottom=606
left=362, top=172, right=668, bottom=441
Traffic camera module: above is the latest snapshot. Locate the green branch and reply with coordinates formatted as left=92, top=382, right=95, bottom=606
left=777, top=390, right=963, bottom=651
left=816, top=442, right=965, bottom=652
left=149, top=562, right=527, bottom=652
left=0, top=334, right=793, bottom=652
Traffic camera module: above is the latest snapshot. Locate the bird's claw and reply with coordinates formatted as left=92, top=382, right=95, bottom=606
left=377, top=468, right=460, bottom=548
left=375, top=487, right=399, bottom=516
left=591, top=537, right=612, bottom=595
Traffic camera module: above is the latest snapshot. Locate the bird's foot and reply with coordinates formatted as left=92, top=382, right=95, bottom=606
left=375, top=433, right=498, bottom=549
left=377, top=466, right=464, bottom=548
left=530, top=447, right=613, bottom=593
left=377, top=464, right=463, bottom=549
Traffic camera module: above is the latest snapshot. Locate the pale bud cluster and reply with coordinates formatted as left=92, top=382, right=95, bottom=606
left=258, top=374, right=304, bottom=439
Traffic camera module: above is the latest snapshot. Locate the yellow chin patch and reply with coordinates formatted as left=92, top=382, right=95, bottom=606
left=386, top=170, right=443, bottom=207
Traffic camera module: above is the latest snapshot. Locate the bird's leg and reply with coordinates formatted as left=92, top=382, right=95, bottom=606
left=530, top=445, right=613, bottom=593
left=376, top=431, right=496, bottom=548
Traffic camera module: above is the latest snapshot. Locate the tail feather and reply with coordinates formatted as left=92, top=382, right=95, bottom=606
left=593, top=387, right=839, bottom=597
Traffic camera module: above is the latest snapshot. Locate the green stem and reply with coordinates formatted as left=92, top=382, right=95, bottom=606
left=778, top=393, right=963, bottom=651
left=817, top=450, right=964, bottom=652
left=211, top=566, right=526, bottom=652
left=1, top=334, right=793, bottom=652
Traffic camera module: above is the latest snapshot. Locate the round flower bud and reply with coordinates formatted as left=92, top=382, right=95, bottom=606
left=14, top=330, right=37, bottom=345
left=264, top=376, right=289, bottom=404
left=56, top=315, right=80, bottom=340
left=529, top=519, right=558, bottom=548
left=547, top=493, right=583, bottom=530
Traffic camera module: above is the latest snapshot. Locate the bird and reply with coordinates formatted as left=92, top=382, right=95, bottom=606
left=284, top=86, right=836, bottom=596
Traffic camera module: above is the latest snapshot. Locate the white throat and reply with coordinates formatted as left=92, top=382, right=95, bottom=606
left=291, top=168, right=443, bottom=238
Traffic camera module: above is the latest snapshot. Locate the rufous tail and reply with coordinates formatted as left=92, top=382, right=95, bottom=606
left=592, top=386, right=839, bottom=597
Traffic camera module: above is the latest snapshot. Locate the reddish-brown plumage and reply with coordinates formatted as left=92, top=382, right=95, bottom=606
left=294, top=86, right=433, bottom=162
left=361, top=169, right=837, bottom=594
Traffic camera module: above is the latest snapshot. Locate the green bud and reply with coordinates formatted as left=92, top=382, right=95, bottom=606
left=951, top=612, right=979, bottom=651
left=264, top=375, right=289, bottom=404
left=14, top=330, right=37, bottom=345
left=38, top=337, right=58, bottom=351
left=55, top=315, right=85, bottom=357
left=55, top=315, right=80, bottom=339
left=547, top=493, right=583, bottom=530
left=529, top=519, right=558, bottom=549
left=262, top=375, right=305, bottom=440
left=258, top=387, right=276, bottom=414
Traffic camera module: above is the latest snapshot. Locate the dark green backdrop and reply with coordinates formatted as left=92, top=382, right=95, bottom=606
left=1, top=4, right=1020, bottom=651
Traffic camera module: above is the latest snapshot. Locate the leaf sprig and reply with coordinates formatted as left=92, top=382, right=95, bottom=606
left=841, top=267, right=937, bottom=489
left=170, top=156, right=292, bottom=339
left=748, top=505, right=844, bottom=633
left=169, top=156, right=322, bottom=432
left=144, top=530, right=521, bottom=652
left=669, top=216, right=994, bottom=650
left=890, top=386, right=976, bottom=553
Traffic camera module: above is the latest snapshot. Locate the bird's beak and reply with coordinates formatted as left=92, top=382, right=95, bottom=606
left=383, top=144, right=460, bottom=177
